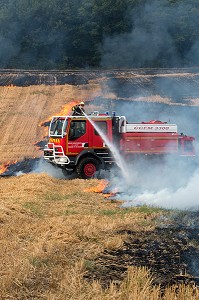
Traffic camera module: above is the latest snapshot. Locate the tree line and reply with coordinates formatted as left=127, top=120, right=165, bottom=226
left=0, top=0, right=199, bottom=69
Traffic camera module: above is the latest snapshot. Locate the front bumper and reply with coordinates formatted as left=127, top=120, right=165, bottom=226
left=44, top=143, right=70, bottom=165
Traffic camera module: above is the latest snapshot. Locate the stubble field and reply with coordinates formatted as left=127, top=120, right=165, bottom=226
left=1, top=70, right=199, bottom=299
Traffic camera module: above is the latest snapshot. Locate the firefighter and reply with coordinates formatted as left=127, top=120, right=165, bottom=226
left=72, top=102, right=85, bottom=116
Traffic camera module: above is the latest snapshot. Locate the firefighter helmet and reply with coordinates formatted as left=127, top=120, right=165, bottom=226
left=80, top=101, right=85, bottom=106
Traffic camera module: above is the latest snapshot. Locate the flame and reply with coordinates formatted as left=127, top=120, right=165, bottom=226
left=84, top=180, right=109, bottom=193
left=103, top=187, right=119, bottom=198
left=37, top=100, right=81, bottom=154
left=36, top=100, right=82, bottom=156
left=58, top=101, right=78, bottom=116
left=0, top=160, right=17, bottom=175
left=84, top=180, right=119, bottom=199
left=0, top=163, right=9, bottom=174
left=7, top=84, right=16, bottom=88
left=39, top=100, right=78, bottom=127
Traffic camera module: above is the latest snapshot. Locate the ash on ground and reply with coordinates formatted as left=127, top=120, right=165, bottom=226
left=84, top=211, right=199, bottom=290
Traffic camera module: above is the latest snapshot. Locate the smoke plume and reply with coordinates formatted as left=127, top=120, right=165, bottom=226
left=92, top=70, right=199, bottom=211
left=101, top=0, right=199, bottom=68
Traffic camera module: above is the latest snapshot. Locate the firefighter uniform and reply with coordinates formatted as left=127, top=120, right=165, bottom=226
left=72, top=102, right=85, bottom=116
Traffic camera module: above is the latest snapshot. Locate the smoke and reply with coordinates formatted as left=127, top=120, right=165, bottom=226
left=94, top=70, right=199, bottom=210
left=187, top=40, right=199, bottom=66
left=104, top=95, right=199, bottom=211
left=0, top=36, right=20, bottom=67
left=134, top=170, right=199, bottom=210
left=101, top=0, right=199, bottom=68
left=30, top=158, right=73, bottom=179
left=1, top=0, right=198, bottom=69
left=0, top=1, right=69, bottom=69
left=0, top=0, right=99, bottom=69
left=108, top=153, right=199, bottom=210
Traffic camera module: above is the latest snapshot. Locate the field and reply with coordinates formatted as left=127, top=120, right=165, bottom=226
left=1, top=174, right=199, bottom=299
left=1, top=70, right=199, bottom=299
left=0, top=79, right=101, bottom=163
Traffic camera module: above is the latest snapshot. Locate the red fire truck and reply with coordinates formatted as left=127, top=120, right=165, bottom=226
left=43, top=112, right=195, bottom=179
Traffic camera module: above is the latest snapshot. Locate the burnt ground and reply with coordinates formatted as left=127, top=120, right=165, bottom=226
left=84, top=213, right=199, bottom=290
left=0, top=158, right=40, bottom=177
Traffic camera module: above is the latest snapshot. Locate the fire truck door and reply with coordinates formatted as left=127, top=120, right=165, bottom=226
left=90, top=121, right=108, bottom=148
left=67, top=120, right=89, bottom=154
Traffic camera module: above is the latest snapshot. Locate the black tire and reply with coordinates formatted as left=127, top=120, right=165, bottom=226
left=76, top=157, right=99, bottom=179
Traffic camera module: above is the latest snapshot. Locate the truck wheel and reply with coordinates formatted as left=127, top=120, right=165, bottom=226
left=76, top=157, right=99, bottom=179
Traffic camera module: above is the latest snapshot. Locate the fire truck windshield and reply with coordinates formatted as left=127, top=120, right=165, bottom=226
left=50, top=117, right=68, bottom=136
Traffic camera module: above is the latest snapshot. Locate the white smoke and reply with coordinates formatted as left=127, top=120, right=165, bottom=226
left=16, top=171, right=25, bottom=176
left=134, top=169, right=199, bottom=210
left=90, top=69, right=199, bottom=211
left=109, top=153, right=199, bottom=210
left=30, top=158, right=67, bottom=179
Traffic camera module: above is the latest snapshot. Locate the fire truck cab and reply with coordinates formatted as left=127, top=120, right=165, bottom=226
left=43, top=112, right=195, bottom=179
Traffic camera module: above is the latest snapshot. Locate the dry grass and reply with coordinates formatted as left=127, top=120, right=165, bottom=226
left=1, top=76, right=199, bottom=298
left=0, top=173, right=198, bottom=299
left=0, top=83, right=101, bottom=163
left=2, top=76, right=197, bottom=164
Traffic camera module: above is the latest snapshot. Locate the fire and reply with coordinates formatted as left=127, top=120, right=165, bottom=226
left=37, top=100, right=81, bottom=154
left=84, top=180, right=119, bottom=199
left=103, top=187, right=118, bottom=198
left=7, top=84, right=16, bottom=88
left=39, top=100, right=78, bottom=127
left=0, top=163, right=9, bottom=174
left=58, top=101, right=78, bottom=116
left=0, top=160, right=17, bottom=175
left=84, top=180, right=109, bottom=193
